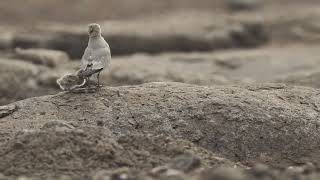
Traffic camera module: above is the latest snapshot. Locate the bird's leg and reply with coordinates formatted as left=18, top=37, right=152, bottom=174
left=85, top=77, right=89, bottom=86
left=97, top=72, right=101, bottom=87
left=85, top=77, right=91, bottom=87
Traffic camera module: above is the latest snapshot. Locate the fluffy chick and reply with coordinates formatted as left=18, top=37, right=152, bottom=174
left=56, top=73, right=86, bottom=91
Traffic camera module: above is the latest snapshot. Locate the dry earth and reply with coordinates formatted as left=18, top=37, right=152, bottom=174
left=2, top=0, right=320, bottom=179
left=1, top=82, right=320, bottom=179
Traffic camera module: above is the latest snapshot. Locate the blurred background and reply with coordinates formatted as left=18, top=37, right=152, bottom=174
left=1, top=0, right=320, bottom=105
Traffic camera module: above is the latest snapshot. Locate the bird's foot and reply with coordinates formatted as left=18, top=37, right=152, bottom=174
left=70, top=87, right=98, bottom=93
left=96, top=84, right=103, bottom=88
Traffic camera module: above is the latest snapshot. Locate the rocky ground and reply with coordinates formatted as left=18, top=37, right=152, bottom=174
left=2, top=83, right=320, bottom=179
left=2, top=0, right=320, bottom=179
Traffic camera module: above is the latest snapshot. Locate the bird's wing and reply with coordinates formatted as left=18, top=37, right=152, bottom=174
left=78, top=68, right=101, bottom=77
left=92, top=47, right=111, bottom=70
left=80, top=47, right=93, bottom=70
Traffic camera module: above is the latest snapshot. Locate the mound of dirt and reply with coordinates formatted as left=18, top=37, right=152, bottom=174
left=0, top=58, right=40, bottom=105
left=13, top=48, right=70, bottom=68
left=0, top=125, right=238, bottom=179
left=2, top=82, right=320, bottom=179
left=0, top=58, right=61, bottom=105
left=2, top=82, right=320, bottom=168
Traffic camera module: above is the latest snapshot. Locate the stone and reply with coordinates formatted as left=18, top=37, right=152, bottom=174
left=13, top=48, right=70, bottom=68
left=0, top=105, right=16, bottom=118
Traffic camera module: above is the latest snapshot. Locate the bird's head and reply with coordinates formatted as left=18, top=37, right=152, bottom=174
left=88, top=23, right=101, bottom=37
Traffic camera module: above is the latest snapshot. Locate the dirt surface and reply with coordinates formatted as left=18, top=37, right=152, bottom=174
left=2, top=82, right=320, bottom=179
left=2, top=82, right=320, bottom=165
left=0, top=127, right=238, bottom=179
left=2, top=0, right=320, bottom=179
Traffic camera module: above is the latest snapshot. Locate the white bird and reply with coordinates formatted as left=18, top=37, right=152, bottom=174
left=78, top=23, right=111, bottom=87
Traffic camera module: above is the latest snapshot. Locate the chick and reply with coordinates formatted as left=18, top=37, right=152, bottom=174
left=56, top=73, right=86, bottom=91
